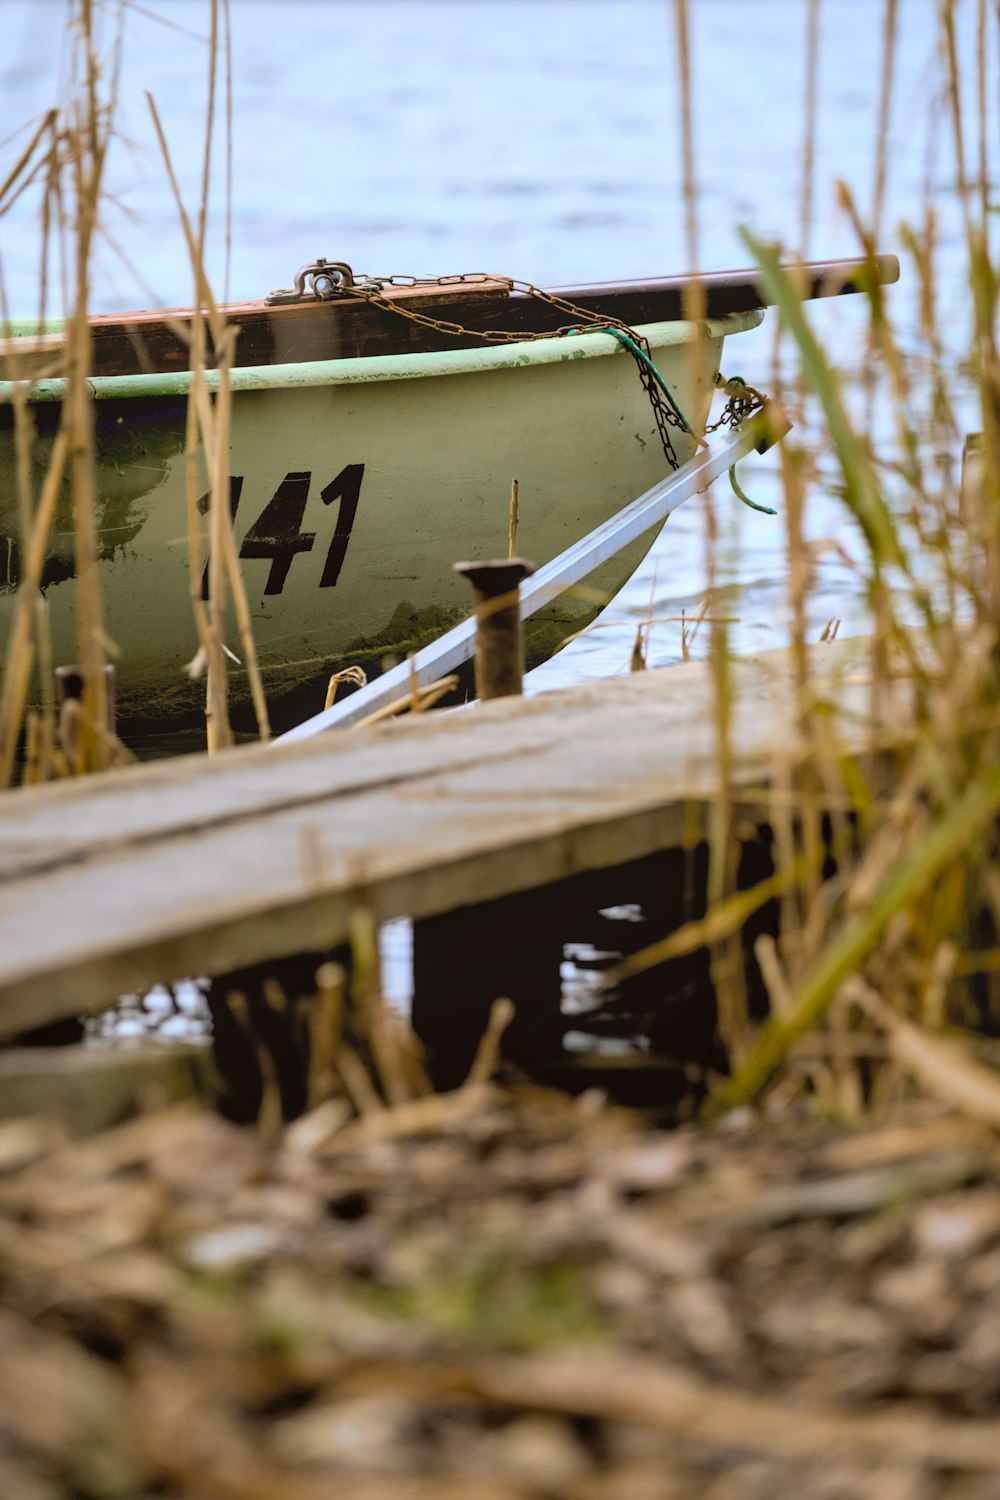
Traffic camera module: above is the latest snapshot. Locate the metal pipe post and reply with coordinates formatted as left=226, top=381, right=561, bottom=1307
left=55, top=663, right=117, bottom=730
left=453, top=557, right=535, bottom=700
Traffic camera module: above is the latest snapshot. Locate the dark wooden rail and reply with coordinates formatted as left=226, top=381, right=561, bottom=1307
left=81, top=254, right=899, bottom=378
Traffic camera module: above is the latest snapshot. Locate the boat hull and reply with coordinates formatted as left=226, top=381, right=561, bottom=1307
left=0, top=310, right=762, bottom=731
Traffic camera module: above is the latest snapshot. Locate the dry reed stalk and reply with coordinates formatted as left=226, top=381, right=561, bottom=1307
left=454, top=1349, right=1000, bottom=1470
left=348, top=905, right=413, bottom=1109
left=553, top=609, right=736, bottom=656
left=0, top=17, right=106, bottom=780
left=324, top=665, right=367, bottom=710
left=213, top=327, right=272, bottom=740
left=944, top=8, right=1000, bottom=648
left=977, top=0, right=990, bottom=231
left=0, top=13, right=136, bottom=784
left=182, top=352, right=215, bottom=685
left=776, top=438, right=826, bottom=969
left=21, top=711, right=41, bottom=787
left=798, top=0, right=820, bottom=264
left=307, top=961, right=344, bottom=1110
left=317, top=1085, right=493, bottom=1154
left=230, top=984, right=283, bottom=1143
left=768, top=757, right=802, bottom=986
left=854, top=979, right=1000, bottom=1130
left=0, top=428, right=68, bottom=784
left=626, top=4, right=1000, bottom=1121
left=145, top=97, right=229, bottom=751
left=710, top=755, right=1000, bottom=1116
left=64, top=2, right=113, bottom=774
left=851, top=0, right=912, bottom=714
left=10, top=384, right=35, bottom=562
left=672, top=0, right=703, bottom=333
left=147, top=72, right=270, bottom=749
left=222, top=0, right=234, bottom=302
left=603, top=862, right=801, bottom=990
left=12, top=321, right=59, bottom=780
left=192, top=1, right=271, bottom=742
left=507, top=477, right=519, bottom=558
left=837, top=185, right=942, bottom=620
left=0, top=112, right=58, bottom=224
left=673, top=0, right=749, bottom=1058
left=335, top=1043, right=386, bottom=1118
left=941, top=1, right=973, bottom=246
left=870, top=0, right=898, bottom=258
left=670, top=0, right=709, bottom=430
left=754, top=934, right=794, bottom=1020
left=196, top=0, right=219, bottom=265
left=354, top=674, right=459, bottom=728
left=463, top=998, right=515, bottom=1089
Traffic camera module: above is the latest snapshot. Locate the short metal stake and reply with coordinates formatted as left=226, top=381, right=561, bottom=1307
left=55, top=663, right=117, bottom=729
left=55, top=664, right=117, bottom=770
left=453, top=557, right=535, bottom=701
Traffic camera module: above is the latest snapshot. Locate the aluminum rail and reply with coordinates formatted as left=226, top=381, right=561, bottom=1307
left=276, top=405, right=791, bottom=742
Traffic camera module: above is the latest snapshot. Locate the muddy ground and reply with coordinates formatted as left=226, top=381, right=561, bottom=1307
left=1, top=1086, right=999, bottom=1499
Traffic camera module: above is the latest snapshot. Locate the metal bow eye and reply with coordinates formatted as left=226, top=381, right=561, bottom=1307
left=266, top=259, right=358, bottom=306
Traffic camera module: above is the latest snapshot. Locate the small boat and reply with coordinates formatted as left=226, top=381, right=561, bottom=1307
left=0, top=256, right=897, bottom=731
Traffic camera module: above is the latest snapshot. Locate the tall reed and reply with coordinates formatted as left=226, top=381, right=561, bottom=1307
left=0, top=0, right=269, bottom=780
left=658, top=0, right=1000, bottom=1123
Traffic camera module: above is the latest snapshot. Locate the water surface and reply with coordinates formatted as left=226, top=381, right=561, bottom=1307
left=1, top=0, right=980, bottom=684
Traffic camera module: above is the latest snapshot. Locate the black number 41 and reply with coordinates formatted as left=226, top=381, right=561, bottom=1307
left=198, top=465, right=364, bottom=599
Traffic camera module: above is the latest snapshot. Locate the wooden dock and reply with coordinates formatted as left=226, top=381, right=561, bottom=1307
left=0, top=635, right=905, bottom=1043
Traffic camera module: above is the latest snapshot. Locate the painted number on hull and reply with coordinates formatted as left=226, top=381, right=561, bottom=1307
left=198, top=466, right=364, bottom=599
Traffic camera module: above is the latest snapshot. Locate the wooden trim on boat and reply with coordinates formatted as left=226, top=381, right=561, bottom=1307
left=19, top=254, right=898, bottom=380
left=0, top=333, right=65, bottom=381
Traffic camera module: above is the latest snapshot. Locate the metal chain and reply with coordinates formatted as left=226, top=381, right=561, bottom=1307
left=706, top=373, right=767, bottom=434
left=335, top=274, right=694, bottom=467
left=268, top=264, right=767, bottom=472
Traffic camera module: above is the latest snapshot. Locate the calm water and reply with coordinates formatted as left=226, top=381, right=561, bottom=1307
left=2, top=0, right=984, bottom=686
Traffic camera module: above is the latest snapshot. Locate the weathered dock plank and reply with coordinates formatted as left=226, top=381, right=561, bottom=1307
left=0, top=636, right=902, bottom=1040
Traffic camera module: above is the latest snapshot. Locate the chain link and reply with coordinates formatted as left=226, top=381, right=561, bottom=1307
left=706, top=373, right=767, bottom=435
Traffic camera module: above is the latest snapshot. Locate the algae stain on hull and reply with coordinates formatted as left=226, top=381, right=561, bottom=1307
left=0, top=400, right=187, bottom=594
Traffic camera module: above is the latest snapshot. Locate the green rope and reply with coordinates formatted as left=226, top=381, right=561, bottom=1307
left=598, top=327, right=698, bottom=435
left=729, top=462, right=777, bottom=515
left=562, top=324, right=699, bottom=437
left=565, top=325, right=777, bottom=517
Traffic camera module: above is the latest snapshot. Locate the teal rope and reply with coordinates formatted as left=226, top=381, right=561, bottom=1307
left=562, top=324, right=698, bottom=437
left=565, top=325, right=777, bottom=517
left=729, top=462, right=777, bottom=515
left=598, top=327, right=698, bottom=436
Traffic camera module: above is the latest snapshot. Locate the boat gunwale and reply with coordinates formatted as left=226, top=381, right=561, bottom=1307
left=0, top=309, right=764, bottom=406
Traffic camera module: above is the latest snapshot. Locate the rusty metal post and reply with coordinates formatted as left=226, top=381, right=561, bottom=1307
left=453, top=557, right=535, bottom=701
left=55, top=663, right=117, bottom=730
left=56, top=665, right=117, bottom=771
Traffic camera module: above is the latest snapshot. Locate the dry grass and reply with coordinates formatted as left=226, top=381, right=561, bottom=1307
left=624, top=0, right=1000, bottom=1129
left=0, top=0, right=268, bottom=784
left=2, top=1088, right=1000, bottom=1497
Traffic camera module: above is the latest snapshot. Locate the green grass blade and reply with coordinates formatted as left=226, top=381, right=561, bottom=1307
left=738, top=227, right=907, bottom=573
left=706, top=758, right=1000, bottom=1115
